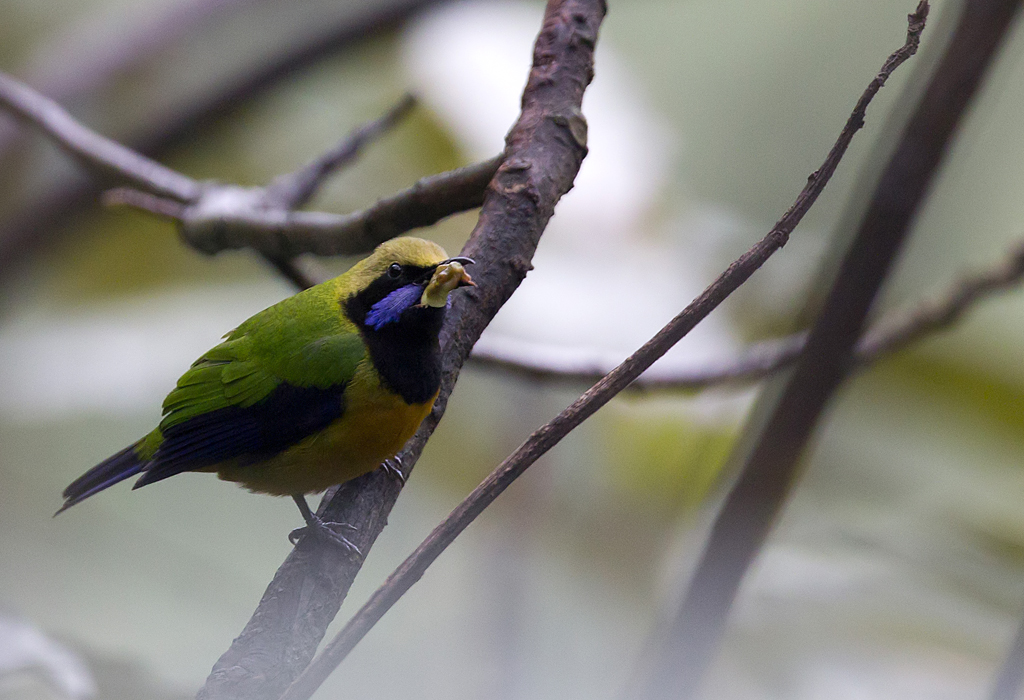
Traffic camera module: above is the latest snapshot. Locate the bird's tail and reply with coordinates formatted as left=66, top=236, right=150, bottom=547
left=56, top=444, right=146, bottom=515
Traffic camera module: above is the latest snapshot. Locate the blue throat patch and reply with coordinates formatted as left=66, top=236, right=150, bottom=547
left=366, top=284, right=423, bottom=330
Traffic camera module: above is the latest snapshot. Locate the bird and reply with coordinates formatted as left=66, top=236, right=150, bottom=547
left=57, top=237, right=475, bottom=552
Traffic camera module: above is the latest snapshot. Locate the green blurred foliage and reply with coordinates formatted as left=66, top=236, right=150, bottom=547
left=603, top=398, right=734, bottom=514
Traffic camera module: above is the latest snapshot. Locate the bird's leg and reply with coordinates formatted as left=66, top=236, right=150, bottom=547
left=380, top=455, right=406, bottom=484
left=288, top=495, right=361, bottom=557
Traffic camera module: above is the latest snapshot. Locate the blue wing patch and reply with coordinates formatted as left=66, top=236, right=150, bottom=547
left=365, top=284, right=422, bottom=330
left=134, top=381, right=346, bottom=488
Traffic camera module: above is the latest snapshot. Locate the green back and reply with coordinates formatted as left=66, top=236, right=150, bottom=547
left=157, top=278, right=365, bottom=434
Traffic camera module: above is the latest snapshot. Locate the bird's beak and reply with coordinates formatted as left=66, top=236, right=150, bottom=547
left=421, top=258, right=476, bottom=307
left=442, top=257, right=476, bottom=288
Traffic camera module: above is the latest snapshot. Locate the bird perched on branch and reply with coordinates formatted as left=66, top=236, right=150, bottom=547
left=57, top=237, right=475, bottom=552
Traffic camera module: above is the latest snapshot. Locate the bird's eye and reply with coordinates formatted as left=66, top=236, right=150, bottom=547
left=387, top=263, right=402, bottom=279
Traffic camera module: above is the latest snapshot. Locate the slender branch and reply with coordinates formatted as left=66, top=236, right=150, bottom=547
left=0, top=60, right=499, bottom=328
left=254, top=92, right=458, bottom=291
left=635, top=3, right=1024, bottom=700
left=469, top=237, right=1024, bottom=389
left=264, top=93, right=417, bottom=209
left=197, top=1, right=602, bottom=698
left=469, top=334, right=805, bottom=389
left=0, top=72, right=200, bottom=201
left=276, top=6, right=929, bottom=699
left=858, top=239, right=1024, bottom=356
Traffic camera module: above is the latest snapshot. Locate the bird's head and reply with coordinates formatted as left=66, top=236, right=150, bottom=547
left=344, top=237, right=475, bottom=331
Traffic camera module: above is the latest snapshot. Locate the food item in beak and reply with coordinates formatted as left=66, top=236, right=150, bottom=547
left=421, top=261, right=475, bottom=307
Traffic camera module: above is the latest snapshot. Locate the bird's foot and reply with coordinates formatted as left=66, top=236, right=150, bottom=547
left=380, top=456, right=406, bottom=485
left=289, top=494, right=361, bottom=557
left=288, top=517, right=361, bottom=556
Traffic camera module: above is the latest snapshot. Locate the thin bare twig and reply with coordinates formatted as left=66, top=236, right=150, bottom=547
left=469, top=238, right=1024, bottom=390
left=636, top=3, right=1024, bottom=699
left=221, top=91, right=415, bottom=287
left=277, top=6, right=928, bottom=699
left=265, top=93, right=417, bottom=208
left=859, top=239, right=1024, bottom=355
left=197, top=0, right=602, bottom=697
left=469, top=333, right=804, bottom=389
left=103, top=92, right=414, bottom=289
left=0, top=72, right=200, bottom=201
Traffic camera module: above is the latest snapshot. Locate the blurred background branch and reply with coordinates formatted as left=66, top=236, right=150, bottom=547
left=0, top=0, right=452, bottom=278
left=0, top=68, right=498, bottom=238
left=0, top=69, right=500, bottom=292
left=0, top=72, right=201, bottom=201
left=100, top=156, right=501, bottom=255
left=632, top=3, right=1023, bottom=699
left=470, top=237, right=1024, bottom=390
left=262, top=93, right=417, bottom=209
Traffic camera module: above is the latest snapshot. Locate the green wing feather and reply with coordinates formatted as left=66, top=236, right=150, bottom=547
left=140, top=280, right=367, bottom=458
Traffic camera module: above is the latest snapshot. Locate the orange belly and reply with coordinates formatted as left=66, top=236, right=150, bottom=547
left=213, top=360, right=437, bottom=495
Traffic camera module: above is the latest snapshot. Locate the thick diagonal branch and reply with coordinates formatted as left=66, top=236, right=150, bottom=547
left=196, top=1, right=602, bottom=698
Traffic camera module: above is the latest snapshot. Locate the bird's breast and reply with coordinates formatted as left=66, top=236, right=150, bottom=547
left=217, top=359, right=437, bottom=495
